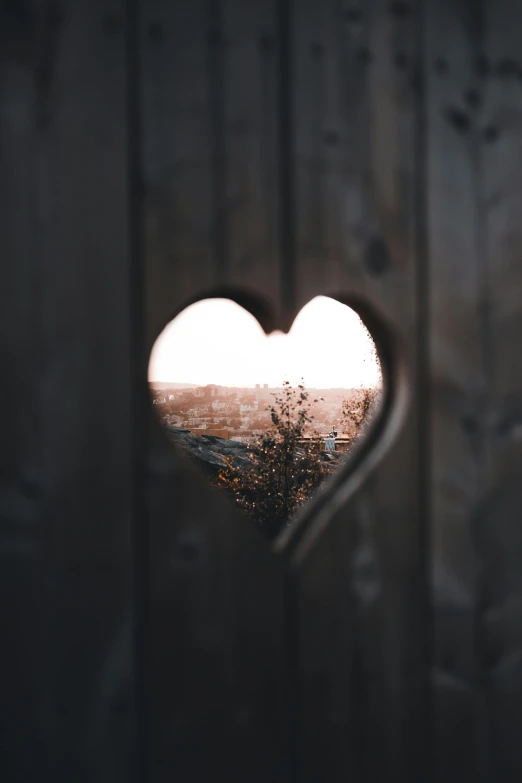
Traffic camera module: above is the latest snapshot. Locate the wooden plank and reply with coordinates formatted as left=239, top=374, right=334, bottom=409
left=479, top=0, right=522, bottom=778
left=425, top=0, right=492, bottom=779
left=140, top=0, right=215, bottom=345
left=139, top=1, right=290, bottom=780
left=287, top=1, right=428, bottom=781
left=0, top=2, right=135, bottom=781
left=145, top=456, right=290, bottom=783
left=220, top=0, right=282, bottom=309
left=141, top=0, right=282, bottom=344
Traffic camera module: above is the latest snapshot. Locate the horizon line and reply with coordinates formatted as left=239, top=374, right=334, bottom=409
left=149, top=381, right=380, bottom=390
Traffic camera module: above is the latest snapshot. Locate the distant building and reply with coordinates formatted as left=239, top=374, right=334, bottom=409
left=255, top=383, right=282, bottom=404
left=192, top=384, right=224, bottom=399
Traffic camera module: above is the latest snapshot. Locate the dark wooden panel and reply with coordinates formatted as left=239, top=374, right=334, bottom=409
left=6, top=3, right=522, bottom=783
left=479, top=0, right=522, bottom=778
left=139, top=1, right=290, bottom=781
left=0, top=2, right=135, bottom=781
left=219, top=0, right=282, bottom=305
left=140, top=0, right=283, bottom=345
left=287, top=1, right=428, bottom=781
left=145, top=450, right=290, bottom=783
left=140, top=0, right=215, bottom=344
left=426, top=1, right=492, bottom=780
left=291, top=0, right=420, bottom=325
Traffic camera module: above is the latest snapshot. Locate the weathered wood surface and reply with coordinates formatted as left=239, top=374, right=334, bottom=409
left=3, top=0, right=522, bottom=782
left=284, top=1, right=428, bottom=782
left=481, top=1, right=522, bottom=778
left=0, top=2, right=136, bottom=781
left=427, top=1, right=522, bottom=781
left=142, top=0, right=283, bottom=342
left=426, top=1, right=489, bottom=779
left=139, top=1, right=290, bottom=781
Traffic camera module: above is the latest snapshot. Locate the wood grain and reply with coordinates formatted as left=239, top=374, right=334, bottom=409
left=426, top=0, right=493, bottom=779
left=0, top=2, right=135, bottom=781
left=478, top=0, right=522, bottom=778
left=288, top=1, right=428, bottom=781
left=4, top=1, right=522, bottom=781
left=139, top=1, right=290, bottom=780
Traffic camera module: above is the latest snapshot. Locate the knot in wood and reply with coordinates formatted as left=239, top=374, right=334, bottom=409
left=444, top=106, right=471, bottom=134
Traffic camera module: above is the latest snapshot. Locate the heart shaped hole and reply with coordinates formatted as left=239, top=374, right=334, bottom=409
left=148, top=295, right=383, bottom=540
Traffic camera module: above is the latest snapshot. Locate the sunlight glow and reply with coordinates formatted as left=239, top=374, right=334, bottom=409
left=148, top=296, right=380, bottom=389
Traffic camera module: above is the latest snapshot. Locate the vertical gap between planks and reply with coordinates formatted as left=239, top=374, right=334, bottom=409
left=278, top=0, right=299, bottom=781
left=469, top=0, right=496, bottom=776
left=417, top=0, right=434, bottom=779
left=472, top=0, right=495, bottom=393
left=125, top=1, right=149, bottom=781
left=208, top=0, right=228, bottom=281
left=278, top=0, right=296, bottom=320
left=284, top=568, right=300, bottom=783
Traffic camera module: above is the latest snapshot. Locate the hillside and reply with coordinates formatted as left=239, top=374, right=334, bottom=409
left=149, top=381, right=199, bottom=390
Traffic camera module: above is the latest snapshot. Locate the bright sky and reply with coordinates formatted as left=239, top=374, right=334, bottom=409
left=148, top=296, right=380, bottom=388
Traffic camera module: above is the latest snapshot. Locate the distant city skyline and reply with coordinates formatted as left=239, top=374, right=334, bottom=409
left=148, top=296, right=381, bottom=389
left=149, top=381, right=367, bottom=391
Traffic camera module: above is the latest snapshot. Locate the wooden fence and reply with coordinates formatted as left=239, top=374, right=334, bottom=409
left=2, top=1, right=522, bottom=781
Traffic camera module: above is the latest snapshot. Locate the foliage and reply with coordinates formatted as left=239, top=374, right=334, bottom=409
left=214, top=381, right=328, bottom=539
left=339, top=323, right=382, bottom=440
left=341, top=386, right=381, bottom=440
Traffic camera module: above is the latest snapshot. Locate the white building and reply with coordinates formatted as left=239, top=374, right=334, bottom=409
left=187, top=417, right=206, bottom=426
